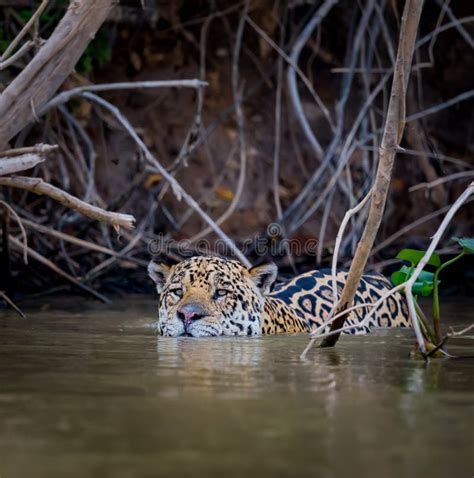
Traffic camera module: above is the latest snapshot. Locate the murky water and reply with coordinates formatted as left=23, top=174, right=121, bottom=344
left=0, top=298, right=473, bottom=478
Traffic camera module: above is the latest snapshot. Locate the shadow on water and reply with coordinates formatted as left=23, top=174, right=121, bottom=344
left=0, top=297, right=473, bottom=478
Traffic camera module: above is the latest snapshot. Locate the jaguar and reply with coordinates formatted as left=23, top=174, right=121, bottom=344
left=148, top=255, right=410, bottom=337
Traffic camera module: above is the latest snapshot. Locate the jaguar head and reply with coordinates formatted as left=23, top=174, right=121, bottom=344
left=148, top=255, right=277, bottom=337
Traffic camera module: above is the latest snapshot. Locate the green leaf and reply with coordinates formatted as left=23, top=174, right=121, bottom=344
left=391, top=270, right=408, bottom=286
left=452, top=237, right=474, bottom=254
left=412, top=281, right=434, bottom=297
left=399, top=265, right=435, bottom=283
left=391, top=266, right=436, bottom=297
left=396, top=249, right=441, bottom=267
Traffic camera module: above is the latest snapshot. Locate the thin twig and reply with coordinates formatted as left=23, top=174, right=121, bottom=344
left=42, top=80, right=208, bottom=114
left=0, top=40, right=34, bottom=71
left=433, top=0, right=474, bottom=48
left=448, top=324, right=474, bottom=337
left=0, top=201, right=27, bottom=263
left=0, top=143, right=59, bottom=157
left=409, top=171, right=474, bottom=192
left=425, top=323, right=474, bottom=358
left=361, top=145, right=473, bottom=170
left=0, top=290, right=26, bottom=319
left=330, top=188, right=373, bottom=307
left=0, top=0, right=47, bottom=62
left=81, top=232, right=144, bottom=282
left=406, top=90, right=474, bottom=123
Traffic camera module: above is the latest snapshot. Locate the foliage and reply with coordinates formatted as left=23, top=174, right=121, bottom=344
left=391, top=237, right=473, bottom=350
left=452, top=237, right=474, bottom=253
left=395, top=249, right=441, bottom=268
left=0, top=5, right=113, bottom=74
left=76, top=28, right=113, bottom=74
left=391, top=266, right=436, bottom=296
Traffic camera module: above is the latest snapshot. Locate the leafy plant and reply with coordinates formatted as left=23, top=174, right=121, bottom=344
left=391, top=237, right=473, bottom=350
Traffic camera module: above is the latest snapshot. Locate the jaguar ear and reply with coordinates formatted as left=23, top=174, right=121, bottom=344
left=249, top=263, right=278, bottom=295
left=148, top=261, right=171, bottom=294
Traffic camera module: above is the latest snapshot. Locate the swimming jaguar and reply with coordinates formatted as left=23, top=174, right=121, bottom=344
left=148, top=255, right=410, bottom=337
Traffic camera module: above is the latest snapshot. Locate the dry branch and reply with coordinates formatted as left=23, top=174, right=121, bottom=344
left=0, top=0, right=117, bottom=148
left=320, top=0, right=424, bottom=348
left=409, top=171, right=474, bottom=192
left=0, top=176, right=135, bottom=230
left=42, top=80, right=208, bottom=114
left=0, top=154, right=45, bottom=176
left=0, top=143, right=58, bottom=176
left=0, top=143, right=59, bottom=157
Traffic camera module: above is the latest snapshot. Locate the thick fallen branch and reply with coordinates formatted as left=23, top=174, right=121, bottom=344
left=0, top=0, right=117, bottom=148
left=0, top=176, right=135, bottom=230
left=320, top=0, right=424, bottom=348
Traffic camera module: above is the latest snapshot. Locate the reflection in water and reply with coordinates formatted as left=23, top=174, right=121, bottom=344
left=0, top=298, right=472, bottom=478
left=156, top=337, right=337, bottom=398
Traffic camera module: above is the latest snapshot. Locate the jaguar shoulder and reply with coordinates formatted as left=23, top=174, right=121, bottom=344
left=148, top=255, right=410, bottom=337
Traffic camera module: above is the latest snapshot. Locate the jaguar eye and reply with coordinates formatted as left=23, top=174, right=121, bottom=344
left=214, top=289, right=229, bottom=299
left=169, top=288, right=183, bottom=298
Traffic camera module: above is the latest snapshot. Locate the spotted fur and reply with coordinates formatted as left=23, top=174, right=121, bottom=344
left=148, top=255, right=410, bottom=337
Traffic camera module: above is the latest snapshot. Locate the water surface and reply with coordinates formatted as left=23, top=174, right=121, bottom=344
left=0, top=298, right=473, bottom=478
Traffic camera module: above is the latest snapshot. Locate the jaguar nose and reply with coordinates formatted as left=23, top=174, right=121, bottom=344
left=177, top=303, right=209, bottom=325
